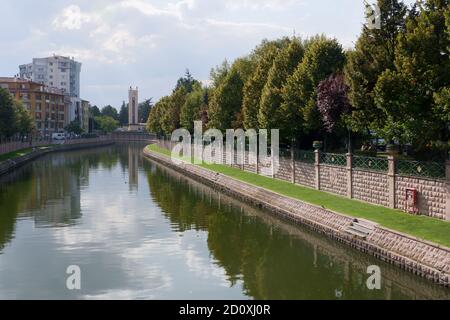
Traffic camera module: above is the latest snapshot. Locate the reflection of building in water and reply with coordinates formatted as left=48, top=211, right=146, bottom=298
left=18, top=153, right=83, bottom=227
left=128, top=147, right=139, bottom=190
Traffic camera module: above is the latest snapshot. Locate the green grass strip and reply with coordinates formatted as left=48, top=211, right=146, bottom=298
left=147, top=144, right=450, bottom=248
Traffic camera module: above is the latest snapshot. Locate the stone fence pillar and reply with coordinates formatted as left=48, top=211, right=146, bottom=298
left=315, top=150, right=320, bottom=190
left=446, top=161, right=450, bottom=221
left=347, top=153, right=353, bottom=199
left=291, top=147, right=296, bottom=184
left=388, top=156, right=396, bottom=209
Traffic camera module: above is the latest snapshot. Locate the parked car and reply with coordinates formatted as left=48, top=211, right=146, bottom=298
left=52, top=133, right=66, bottom=140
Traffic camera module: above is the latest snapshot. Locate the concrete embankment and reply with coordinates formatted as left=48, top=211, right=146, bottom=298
left=143, top=147, right=450, bottom=287
left=0, top=140, right=114, bottom=176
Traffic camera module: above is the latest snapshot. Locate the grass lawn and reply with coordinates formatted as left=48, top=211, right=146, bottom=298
left=147, top=144, right=450, bottom=248
left=0, top=146, right=52, bottom=163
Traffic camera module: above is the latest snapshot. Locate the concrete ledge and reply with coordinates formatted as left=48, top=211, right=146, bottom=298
left=143, top=148, right=450, bottom=287
left=0, top=140, right=115, bottom=176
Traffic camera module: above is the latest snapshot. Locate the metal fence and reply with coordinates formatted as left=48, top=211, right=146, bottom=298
left=353, top=155, right=389, bottom=172
left=320, top=152, right=347, bottom=167
left=295, top=150, right=315, bottom=164
left=396, top=159, right=446, bottom=179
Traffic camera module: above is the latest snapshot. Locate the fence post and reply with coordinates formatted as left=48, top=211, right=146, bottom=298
left=388, top=156, right=396, bottom=209
left=347, top=153, right=353, bottom=199
left=315, top=150, right=320, bottom=190
left=291, top=146, right=296, bottom=184
left=446, top=161, right=450, bottom=221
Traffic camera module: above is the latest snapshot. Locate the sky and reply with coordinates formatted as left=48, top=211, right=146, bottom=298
left=0, top=0, right=416, bottom=109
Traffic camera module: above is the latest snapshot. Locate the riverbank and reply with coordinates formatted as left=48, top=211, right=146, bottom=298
left=0, top=139, right=114, bottom=176
left=143, top=145, right=450, bottom=287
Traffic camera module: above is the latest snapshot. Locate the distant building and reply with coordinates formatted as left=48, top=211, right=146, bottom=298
left=128, top=86, right=140, bottom=131
left=0, top=77, right=70, bottom=135
left=19, top=55, right=81, bottom=98
left=19, top=55, right=83, bottom=124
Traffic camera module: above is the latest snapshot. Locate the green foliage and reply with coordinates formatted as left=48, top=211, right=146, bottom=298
left=210, top=60, right=230, bottom=88
left=208, top=67, right=244, bottom=130
left=374, top=0, right=449, bottom=155
left=119, top=101, right=128, bottom=126
left=258, top=38, right=305, bottom=132
left=0, top=88, right=16, bottom=138
left=282, top=37, right=345, bottom=138
left=13, top=99, right=34, bottom=137
left=176, top=69, right=201, bottom=93
left=101, top=105, right=119, bottom=121
left=147, top=97, right=169, bottom=135
left=95, top=116, right=119, bottom=133
left=243, top=40, right=286, bottom=129
left=345, top=0, right=408, bottom=132
left=65, top=120, right=83, bottom=135
left=180, top=85, right=207, bottom=132
left=161, top=87, right=187, bottom=134
left=139, top=98, right=153, bottom=124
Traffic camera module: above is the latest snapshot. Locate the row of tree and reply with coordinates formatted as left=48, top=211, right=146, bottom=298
left=0, top=88, right=34, bottom=141
left=147, top=0, right=449, bottom=160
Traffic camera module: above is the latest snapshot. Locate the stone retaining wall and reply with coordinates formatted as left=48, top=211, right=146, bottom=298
left=143, top=148, right=450, bottom=286
left=0, top=140, right=114, bottom=176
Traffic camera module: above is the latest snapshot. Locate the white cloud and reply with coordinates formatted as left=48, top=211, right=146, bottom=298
left=52, top=5, right=93, bottom=30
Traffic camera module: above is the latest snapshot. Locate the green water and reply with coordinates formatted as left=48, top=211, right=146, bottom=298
left=0, top=143, right=448, bottom=300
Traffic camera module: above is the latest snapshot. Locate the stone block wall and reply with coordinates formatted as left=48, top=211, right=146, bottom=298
left=395, top=176, right=447, bottom=219
left=294, top=162, right=316, bottom=188
left=353, top=170, right=390, bottom=207
left=319, top=165, right=348, bottom=197
left=275, top=157, right=292, bottom=182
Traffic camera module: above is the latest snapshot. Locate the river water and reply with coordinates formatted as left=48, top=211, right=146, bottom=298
left=0, top=143, right=448, bottom=300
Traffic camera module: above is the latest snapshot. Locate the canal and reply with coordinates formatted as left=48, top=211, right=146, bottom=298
left=0, top=143, right=448, bottom=299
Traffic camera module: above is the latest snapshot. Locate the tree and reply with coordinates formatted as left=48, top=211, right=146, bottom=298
left=0, top=88, right=16, bottom=138
left=95, top=116, right=119, bottom=133
left=210, top=60, right=230, bottom=88
left=161, top=87, right=187, bottom=134
left=180, top=85, right=207, bottom=132
left=208, top=67, right=244, bottom=130
left=65, top=120, right=83, bottom=135
left=138, top=98, right=153, bottom=124
left=176, top=69, right=200, bottom=93
left=345, top=0, right=408, bottom=133
left=101, top=105, right=119, bottom=121
left=373, top=0, right=449, bottom=157
left=317, top=74, right=351, bottom=134
left=242, top=40, right=286, bottom=129
left=13, top=99, right=34, bottom=138
left=90, top=105, right=101, bottom=117
left=147, top=97, right=170, bottom=135
left=258, top=38, right=305, bottom=133
left=119, top=101, right=128, bottom=126
left=281, top=37, right=346, bottom=139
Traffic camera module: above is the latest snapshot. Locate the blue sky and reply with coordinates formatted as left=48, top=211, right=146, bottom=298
left=0, top=0, right=416, bottom=108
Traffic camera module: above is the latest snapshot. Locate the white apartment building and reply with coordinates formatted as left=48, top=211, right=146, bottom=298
left=19, top=55, right=84, bottom=124
left=19, top=55, right=82, bottom=98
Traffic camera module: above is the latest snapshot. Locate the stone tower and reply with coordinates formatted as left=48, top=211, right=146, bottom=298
left=128, top=86, right=139, bottom=131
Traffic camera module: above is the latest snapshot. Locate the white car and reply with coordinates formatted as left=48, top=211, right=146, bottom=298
left=52, top=133, right=66, bottom=141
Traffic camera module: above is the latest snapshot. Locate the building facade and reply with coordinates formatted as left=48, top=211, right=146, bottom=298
left=0, top=78, right=69, bottom=136
left=19, top=55, right=81, bottom=98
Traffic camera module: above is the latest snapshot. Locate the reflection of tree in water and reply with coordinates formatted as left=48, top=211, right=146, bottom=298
left=0, top=145, right=122, bottom=247
left=146, top=161, right=450, bottom=300
left=0, top=170, right=34, bottom=251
